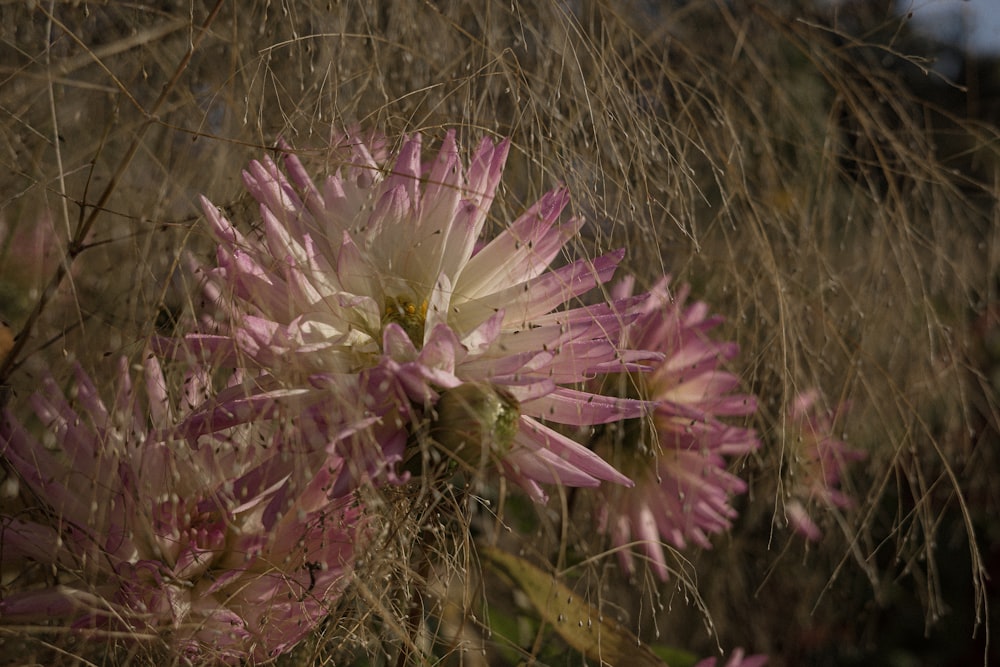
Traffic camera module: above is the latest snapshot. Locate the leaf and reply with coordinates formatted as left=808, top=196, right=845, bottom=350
left=481, top=546, right=669, bottom=667
left=650, top=645, right=699, bottom=667
left=486, top=604, right=537, bottom=665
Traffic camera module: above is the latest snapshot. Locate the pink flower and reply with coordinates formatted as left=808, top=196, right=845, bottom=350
left=0, top=211, right=61, bottom=314
left=0, top=356, right=361, bottom=663
left=783, top=389, right=865, bottom=541
left=695, top=647, right=769, bottom=667
left=186, top=132, right=659, bottom=501
left=595, top=277, right=759, bottom=580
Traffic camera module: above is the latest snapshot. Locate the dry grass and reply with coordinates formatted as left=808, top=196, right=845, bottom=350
left=1, top=1, right=997, bottom=665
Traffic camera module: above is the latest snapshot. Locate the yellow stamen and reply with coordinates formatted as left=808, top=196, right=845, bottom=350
left=383, top=296, right=429, bottom=344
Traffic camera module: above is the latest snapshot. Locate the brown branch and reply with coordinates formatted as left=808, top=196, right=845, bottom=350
left=0, top=1, right=226, bottom=382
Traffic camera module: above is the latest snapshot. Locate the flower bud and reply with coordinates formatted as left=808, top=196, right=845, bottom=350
left=431, top=382, right=520, bottom=469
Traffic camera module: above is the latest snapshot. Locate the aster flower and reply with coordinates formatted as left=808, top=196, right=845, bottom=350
left=185, top=131, right=658, bottom=501
left=782, top=389, right=865, bottom=541
left=0, top=211, right=58, bottom=304
left=594, top=276, right=759, bottom=580
left=694, top=647, right=769, bottom=667
left=0, top=356, right=361, bottom=664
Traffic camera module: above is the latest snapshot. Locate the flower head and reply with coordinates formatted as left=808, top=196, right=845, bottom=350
left=186, top=132, right=659, bottom=501
left=782, top=389, right=865, bottom=541
left=0, top=211, right=61, bottom=317
left=595, top=277, right=758, bottom=580
left=0, top=356, right=360, bottom=663
left=695, top=647, right=769, bottom=667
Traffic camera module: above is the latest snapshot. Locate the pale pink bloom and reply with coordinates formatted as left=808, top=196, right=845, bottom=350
left=0, top=211, right=60, bottom=303
left=0, top=356, right=361, bottom=663
left=695, top=647, right=769, bottom=667
left=783, top=389, right=865, bottom=541
left=186, top=132, right=658, bottom=501
left=596, top=277, right=759, bottom=580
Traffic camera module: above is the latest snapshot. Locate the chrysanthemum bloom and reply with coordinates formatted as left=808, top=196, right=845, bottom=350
left=0, top=211, right=61, bottom=320
left=782, top=389, right=865, bottom=541
left=594, top=277, right=759, bottom=580
left=694, top=647, right=768, bottom=667
left=0, top=356, right=361, bottom=664
left=186, top=131, right=658, bottom=501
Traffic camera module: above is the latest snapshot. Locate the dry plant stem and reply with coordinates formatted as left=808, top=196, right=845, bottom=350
left=0, top=0, right=225, bottom=382
left=396, top=533, right=433, bottom=667
left=520, top=487, right=572, bottom=665
left=765, top=8, right=990, bottom=638
left=0, top=18, right=191, bottom=88
left=353, top=576, right=426, bottom=666
left=0, top=629, right=101, bottom=667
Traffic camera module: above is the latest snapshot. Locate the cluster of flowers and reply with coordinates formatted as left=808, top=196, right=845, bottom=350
left=0, top=132, right=859, bottom=663
left=782, top=390, right=866, bottom=542
left=0, top=356, right=361, bottom=663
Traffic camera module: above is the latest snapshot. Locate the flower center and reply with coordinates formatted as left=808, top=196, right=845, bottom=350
left=151, top=495, right=227, bottom=578
left=383, top=295, right=428, bottom=345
